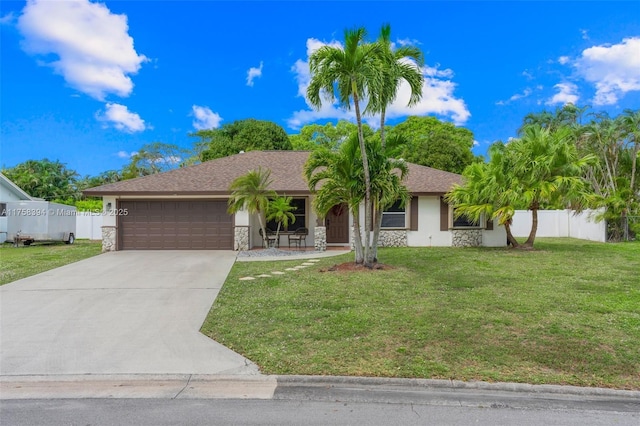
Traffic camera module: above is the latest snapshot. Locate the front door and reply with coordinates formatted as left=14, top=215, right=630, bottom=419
left=326, top=204, right=349, bottom=244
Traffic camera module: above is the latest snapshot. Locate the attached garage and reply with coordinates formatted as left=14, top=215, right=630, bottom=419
left=118, top=200, right=233, bottom=250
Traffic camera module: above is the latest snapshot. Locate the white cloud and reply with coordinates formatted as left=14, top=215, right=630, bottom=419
left=575, top=37, right=640, bottom=105
left=97, top=103, right=147, bottom=132
left=522, top=70, right=534, bottom=80
left=580, top=29, right=590, bottom=40
left=246, top=61, right=263, bottom=87
left=288, top=38, right=470, bottom=129
left=558, top=56, right=570, bottom=65
left=546, top=82, right=579, bottom=105
left=191, top=105, right=222, bottom=130
left=117, top=150, right=137, bottom=159
left=17, top=0, right=147, bottom=100
left=397, top=38, right=421, bottom=46
left=0, top=12, right=15, bottom=25
left=496, top=88, right=533, bottom=105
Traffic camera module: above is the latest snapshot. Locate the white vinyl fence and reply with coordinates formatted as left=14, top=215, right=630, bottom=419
left=512, top=209, right=606, bottom=242
left=75, top=212, right=103, bottom=240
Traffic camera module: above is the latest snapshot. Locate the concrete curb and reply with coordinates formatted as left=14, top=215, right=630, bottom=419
left=2, top=374, right=638, bottom=401
left=276, top=375, right=640, bottom=398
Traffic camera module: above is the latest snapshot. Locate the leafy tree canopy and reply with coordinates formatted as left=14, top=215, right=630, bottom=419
left=121, top=142, right=186, bottom=179
left=386, top=116, right=479, bottom=174
left=2, top=159, right=80, bottom=202
left=194, top=119, right=292, bottom=161
left=289, top=121, right=374, bottom=150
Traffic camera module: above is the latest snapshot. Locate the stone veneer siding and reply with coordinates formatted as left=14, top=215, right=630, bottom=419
left=234, top=226, right=250, bottom=251
left=378, top=230, right=408, bottom=247
left=314, top=226, right=326, bottom=251
left=451, top=229, right=482, bottom=247
left=101, top=226, right=116, bottom=252
left=351, top=227, right=408, bottom=248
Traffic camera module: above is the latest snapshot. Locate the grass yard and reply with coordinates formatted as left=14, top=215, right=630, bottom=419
left=0, top=240, right=102, bottom=285
left=202, top=238, right=640, bottom=389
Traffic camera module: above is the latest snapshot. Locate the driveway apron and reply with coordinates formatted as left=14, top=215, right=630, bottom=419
left=0, top=251, right=258, bottom=376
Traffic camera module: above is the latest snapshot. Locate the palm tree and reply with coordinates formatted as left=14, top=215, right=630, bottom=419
left=446, top=142, right=522, bottom=248
left=511, top=125, right=596, bottom=247
left=305, top=135, right=366, bottom=263
left=365, top=24, right=423, bottom=263
left=307, top=27, right=380, bottom=266
left=619, top=109, right=640, bottom=206
left=368, top=138, right=410, bottom=261
left=266, top=196, right=297, bottom=244
left=227, top=167, right=276, bottom=248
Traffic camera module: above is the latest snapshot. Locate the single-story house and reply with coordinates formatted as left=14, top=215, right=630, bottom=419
left=84, top=151, right=506, bottom=252
left=0, top=172, right=36, bottom=243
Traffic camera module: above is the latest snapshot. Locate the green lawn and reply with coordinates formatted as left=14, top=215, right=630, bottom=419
left=0, top=240, right=102, bottom=285
left=202, top=238, right=640, bottom=389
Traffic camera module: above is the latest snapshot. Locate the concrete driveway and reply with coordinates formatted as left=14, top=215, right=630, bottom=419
left=0, top=251, right=258, bottom=376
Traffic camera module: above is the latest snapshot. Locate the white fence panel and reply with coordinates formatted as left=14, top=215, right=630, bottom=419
left=75, top=213, right=103, bottom=240
left=569, top=209, right=606, bottom=242
left=512, top=209, right=605, bottom=242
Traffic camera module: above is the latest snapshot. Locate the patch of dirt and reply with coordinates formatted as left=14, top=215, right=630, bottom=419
left=320, top=262, right=394, bottom=272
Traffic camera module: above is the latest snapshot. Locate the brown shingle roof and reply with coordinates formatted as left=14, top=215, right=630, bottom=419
left=83, top=150, right=462, bottom=196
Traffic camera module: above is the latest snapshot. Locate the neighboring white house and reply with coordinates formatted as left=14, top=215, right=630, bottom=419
left=0, top=173, right=35, bottom=243
left=84, top=151, right=506, bottom=252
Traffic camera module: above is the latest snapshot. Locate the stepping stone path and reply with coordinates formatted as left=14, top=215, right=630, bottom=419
left=240, top=259, right=322, bottom=281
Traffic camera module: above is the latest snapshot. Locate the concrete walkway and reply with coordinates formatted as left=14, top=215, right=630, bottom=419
left=0, top=251, right=258, bottom=376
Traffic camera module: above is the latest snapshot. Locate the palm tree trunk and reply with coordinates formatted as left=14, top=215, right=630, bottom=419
left=371, top=107, right=388, bottom=263
left=380, top=108, right=387, bottom=150
left=352, top=205, right=364, bottom=264
left=524, top=206, right=538, bottom=248
left=504, top=220, right=519, bottom=248
left=257, top=213, right=268, bottom=249
left=352, top=83, right=373, bottom=268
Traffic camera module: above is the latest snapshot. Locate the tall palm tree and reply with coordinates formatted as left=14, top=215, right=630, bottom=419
left=305, top=135, right=366, bottom=263
left=307, top=27, right=380, bottom=266
left=227, top=167, right=276, bottom=248
left=365, top=24, right=424, bottom=263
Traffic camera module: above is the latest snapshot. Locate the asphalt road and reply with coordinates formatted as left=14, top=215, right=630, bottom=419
left=3, top=398, right=638, bottom=426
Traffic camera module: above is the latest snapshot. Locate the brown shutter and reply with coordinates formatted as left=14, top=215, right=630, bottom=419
left=440, top=197, right=449, bottom=231
left=486, top=217, right=494, bottom=230
left=409, top=197, right=418, bottom=231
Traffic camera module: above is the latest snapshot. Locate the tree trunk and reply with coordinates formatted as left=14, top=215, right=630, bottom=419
left=352, top=205, right=364, bottom=264
left=257, top=213, right=268, bottom=249
left=370, top=107, right=388, bottom=263
left=380, top=108, right=387, bottom=150
left=523, top=207, right=538, bottom=248
left=371, top=206, right=383, bottom=262
left=504, top=220, right=519, bottom=248
left=352, top=83, right=373, bottom=268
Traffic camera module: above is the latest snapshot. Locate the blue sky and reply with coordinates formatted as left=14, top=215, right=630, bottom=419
left=2, top=1, right=639, bottom=177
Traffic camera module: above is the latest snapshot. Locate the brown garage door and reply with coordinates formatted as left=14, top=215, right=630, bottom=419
left=118, top=200, right=233, bottom=250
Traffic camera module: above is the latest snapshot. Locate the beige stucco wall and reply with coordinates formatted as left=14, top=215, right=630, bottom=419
left=406, top=196, right=451, bottom=247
